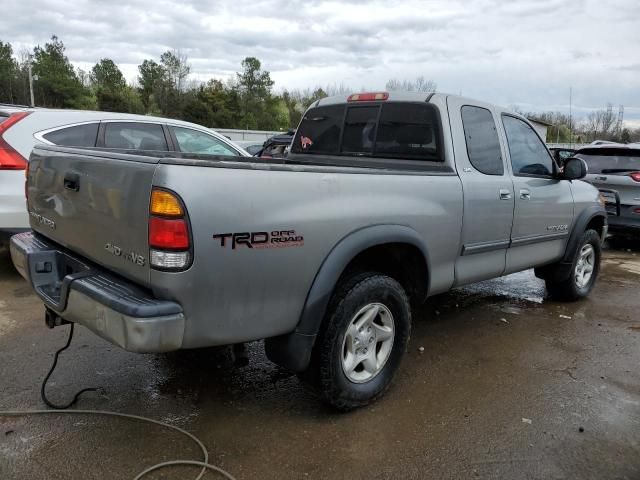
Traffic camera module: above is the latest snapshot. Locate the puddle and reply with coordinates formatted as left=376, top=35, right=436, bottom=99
left=458, top=270, right=546, bottom=304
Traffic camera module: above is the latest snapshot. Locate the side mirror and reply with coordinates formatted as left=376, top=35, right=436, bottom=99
left=562, top=157, right=588, bottom=180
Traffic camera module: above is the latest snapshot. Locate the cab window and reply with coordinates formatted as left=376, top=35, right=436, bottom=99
left=461, top=106, right=503, bottom=175
left=502, top=115, right=554, bottom=176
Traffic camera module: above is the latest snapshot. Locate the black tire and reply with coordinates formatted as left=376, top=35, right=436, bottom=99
left=546, top=229, right=601, bottom=301
left=311, top=272, right=411, bottom=411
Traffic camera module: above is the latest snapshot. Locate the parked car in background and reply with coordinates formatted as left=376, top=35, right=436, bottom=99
left=576, top=143, right=640, bottom=237
left=549, top=147, right=576, bottom=167
left=234, top=140, right=263, bottom=156
left=257, top=131, right=295, bottom=158
left=0, top=105, right=249, bottom=245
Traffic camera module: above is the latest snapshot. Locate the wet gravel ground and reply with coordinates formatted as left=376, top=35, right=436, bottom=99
left=0, top=239, right=639, bottom=480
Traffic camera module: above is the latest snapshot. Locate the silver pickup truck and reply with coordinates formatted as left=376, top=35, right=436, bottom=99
left=11, top=92, right=607, bottom=410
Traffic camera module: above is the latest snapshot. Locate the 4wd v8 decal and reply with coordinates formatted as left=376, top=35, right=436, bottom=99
left=213, top=230, right=304, bottom=250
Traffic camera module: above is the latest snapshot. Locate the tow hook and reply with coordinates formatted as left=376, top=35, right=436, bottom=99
left=45, top=308, right=71, bottom=329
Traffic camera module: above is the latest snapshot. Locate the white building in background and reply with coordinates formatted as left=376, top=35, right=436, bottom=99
left=527, top=118, right=553, bottom=142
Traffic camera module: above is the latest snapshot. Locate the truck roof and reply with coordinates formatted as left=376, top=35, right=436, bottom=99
left=311, top=92, right=511, bottom=115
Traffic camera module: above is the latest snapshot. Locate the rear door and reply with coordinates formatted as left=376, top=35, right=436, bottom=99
left=500, top=114, right=573, bottom=273
left=447, top=97, right=514, bottom=286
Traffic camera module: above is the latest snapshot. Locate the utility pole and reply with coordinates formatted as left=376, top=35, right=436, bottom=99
left=28, top=58, right=35, bottom=107
left=569, top=87, right=572, bottom=148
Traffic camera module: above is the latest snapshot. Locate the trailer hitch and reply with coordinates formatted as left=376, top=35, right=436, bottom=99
left=45, top=308, right=71, bottom=329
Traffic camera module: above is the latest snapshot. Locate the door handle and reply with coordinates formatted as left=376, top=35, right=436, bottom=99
left=499, top=189, right=511, bottom=200
left=520, top=189, right=531, bottom=200
left=63, top=172, right=80, bottom=192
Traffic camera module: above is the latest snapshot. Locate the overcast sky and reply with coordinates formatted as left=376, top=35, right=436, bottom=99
left=2, top=0, right=639, bottom=125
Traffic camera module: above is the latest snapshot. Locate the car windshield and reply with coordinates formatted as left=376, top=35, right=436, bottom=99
left=576, top=148, right=640, bottom=174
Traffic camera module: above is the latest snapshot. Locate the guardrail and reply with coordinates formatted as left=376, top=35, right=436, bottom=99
left=546, top=143, right=588, bottom=149
left=213, top=128, right=284, bottom=142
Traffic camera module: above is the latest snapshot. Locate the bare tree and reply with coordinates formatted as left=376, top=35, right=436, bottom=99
left=386, top=76, right=436, bottom=93
left=582, top=104, right=617, bottom=142
left=160, top=50, right=191, bottom=91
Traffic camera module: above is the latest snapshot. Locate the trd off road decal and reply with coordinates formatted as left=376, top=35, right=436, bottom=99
left=213, top=230, right=304, bottom=250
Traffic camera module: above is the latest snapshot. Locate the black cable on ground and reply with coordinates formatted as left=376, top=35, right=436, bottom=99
left=40, top=322, right=99, bottom=409
left=1, top=322, right=237, bottom=479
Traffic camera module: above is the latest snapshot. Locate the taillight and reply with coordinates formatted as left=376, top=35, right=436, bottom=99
left=149, top=217, right=189, bottom=249
left=347, top=92, right=389, bottom=102
left=0, top=112, right=31, bottom=170
left=149, top=188, right=191, bottom=270
left=629, top=172, right=640, bottom=182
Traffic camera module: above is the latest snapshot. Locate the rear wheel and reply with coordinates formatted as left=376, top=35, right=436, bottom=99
left=545, top=229, right=601, bottom=301
left=311, top=273, right=411, bottom=411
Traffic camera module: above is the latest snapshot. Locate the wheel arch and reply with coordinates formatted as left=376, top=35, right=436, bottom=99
left=265, top=224, right=431, bottom=372
left=562, top=206, right=607, bottom=264
left=535, top=205, right=607, bottom=282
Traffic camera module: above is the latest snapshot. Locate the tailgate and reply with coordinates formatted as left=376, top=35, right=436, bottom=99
left=27, top=146, right=158, bottom=287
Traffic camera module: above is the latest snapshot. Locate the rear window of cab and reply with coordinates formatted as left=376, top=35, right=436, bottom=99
left=291, top=102, right=442, bottom=162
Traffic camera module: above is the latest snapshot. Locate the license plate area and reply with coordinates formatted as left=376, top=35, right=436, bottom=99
left=28, top=249, right=92, bottom=312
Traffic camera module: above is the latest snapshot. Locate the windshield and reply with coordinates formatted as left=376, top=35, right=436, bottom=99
left=576, top=148, right=640, bottom=174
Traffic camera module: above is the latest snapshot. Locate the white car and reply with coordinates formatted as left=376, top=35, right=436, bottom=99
left=0, top=105, right=249, bottom=245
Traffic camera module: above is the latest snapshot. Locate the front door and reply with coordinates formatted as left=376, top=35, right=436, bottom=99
left=448, top=97, right=514, bottom=286
left=499, top=114, right=574, bottom=273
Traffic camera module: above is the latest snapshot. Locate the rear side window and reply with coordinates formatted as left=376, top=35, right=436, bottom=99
left=575, top=149, right=640, bottom=174
left=461, top=106, right=503, bottom=175
left=104, top=122, right=168, bottom=151
left=502, top=115, right=553, bottom=176
left=173, top=127, right=238, bottom=156
left=43, top=123, right=99, bottom=147
left=292, top=102, right=441, bottom=162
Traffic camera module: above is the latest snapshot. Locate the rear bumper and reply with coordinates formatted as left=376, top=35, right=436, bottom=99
left=0, top=227, right=29, bottom=245
left=10, top=231, right=185, bottom=353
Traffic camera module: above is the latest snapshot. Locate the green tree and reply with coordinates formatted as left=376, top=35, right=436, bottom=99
left=137, top=59, right=165, bottom=111
left=160, top=50, right=190, bottom=91
left=0, top=41, right=18, bottom=103
left=31, top=35, right=93, bottom=108
left=91, top=58, right=130, bottom=112
left=236, top=57, right=276, bottom=129
left=621, top=128, right=631, bottom=144
left=91, top=59, right=126, bottom=90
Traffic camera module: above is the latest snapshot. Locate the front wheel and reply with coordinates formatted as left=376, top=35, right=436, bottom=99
left=545, top=229, right=602, bottom=301
left=312, top=273, right=411, bottom=411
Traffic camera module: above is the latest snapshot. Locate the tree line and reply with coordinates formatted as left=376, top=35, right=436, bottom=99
left=522, top=107, right=639, bottom=144
left=0, top=36, right=638, bottom=141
